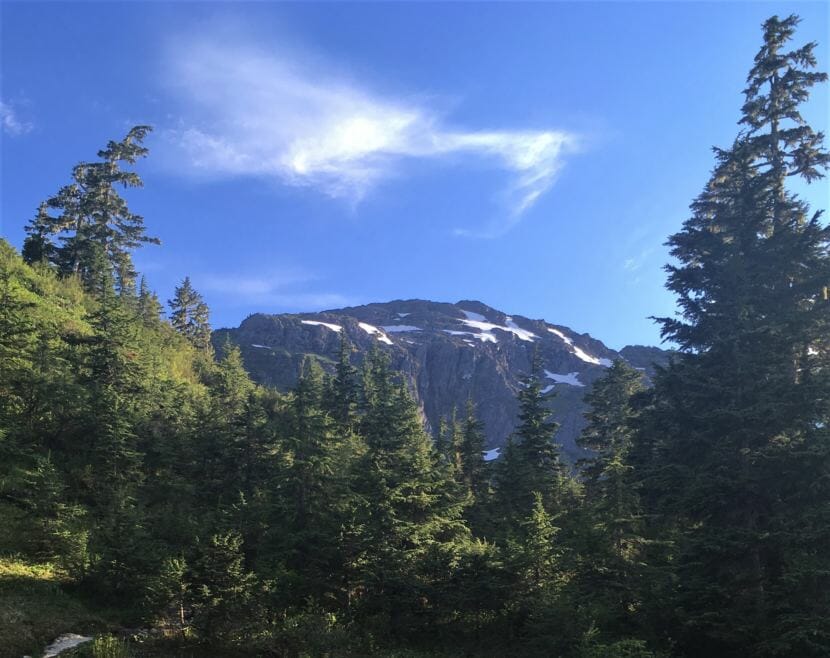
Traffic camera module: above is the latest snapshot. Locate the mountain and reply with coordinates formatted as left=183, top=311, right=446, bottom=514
left=213, top=299, right=671, bottom=462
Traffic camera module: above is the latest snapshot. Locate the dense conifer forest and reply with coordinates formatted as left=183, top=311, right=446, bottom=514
left=0, top=15, right=827, bottom=658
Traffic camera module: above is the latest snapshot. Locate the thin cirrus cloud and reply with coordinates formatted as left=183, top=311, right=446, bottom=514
left=161, top=35, right=577, bottom=237
left=1, top=100, right=33, bottom=136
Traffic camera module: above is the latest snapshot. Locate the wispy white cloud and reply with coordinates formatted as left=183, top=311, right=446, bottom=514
left=1, top=100, right=33, bottom=136
left=160, top=33, right=577, bottom=236
left=200, top=271, right=352, bottom=311
left=622, top=248, right=654, bottom=272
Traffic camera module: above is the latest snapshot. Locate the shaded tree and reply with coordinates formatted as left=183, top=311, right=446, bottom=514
left=638, top=14, right=830, bottom=655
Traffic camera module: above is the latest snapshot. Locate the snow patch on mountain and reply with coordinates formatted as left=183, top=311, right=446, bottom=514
left=572, top=347, right=602, bottom=365
left=251, top=344, right=270, bottom=349
left=505, top=317, right=537, bottom=341
left=548, top=327, right=572, bottom=342
left=544, top=370, right=585, bottom=387
left=460, top=309, right=488, bottom=322
left=381, top=325, right=422, bottom=333
left=301, top=320, right=342, bottom=332
left=444, top=329, right=498, bottom=344
left=359, top=322, right=394, bottom=345
left=462, top=318, right=535, bottom=342
left=547, top=327, right=603, bottom=365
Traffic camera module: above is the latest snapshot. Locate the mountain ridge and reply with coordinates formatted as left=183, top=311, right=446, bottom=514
left=213, top=298, right=671, bottom=461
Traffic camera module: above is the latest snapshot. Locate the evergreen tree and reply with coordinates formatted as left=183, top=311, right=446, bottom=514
left=514, top=493, right=563, bottom=641
left=81, top=270, right=156, bottom=597
left=168, top=276, right=212, bottom=351
left=190, top=531, right=259, bottom=641
left=578, top=360, right=645, bottom=555
left=354, top=350, right=468, bottom=636
left=83, top=271, right=146, bottom=503
left=439, top=409, right=464, bottom=468
left=519, top=492, right=560, bottom=595
left=574, top=360, right=649, bottom=641
left=320, top=338, right=369, bottom=615
left=492, top=437, right=523, bottom=540
left=198, top=343, right=267, bottom=519
left=455, top=399, right=491, bottom=534
left=458, top=398, right=488, bottom=501
left=23, top=454, right=88, bottom=572
left=276, top=358, right=347, bottom=604
left=326, top=333, right=359, bottom=432
left=515, top=355, right=564, bottom=506
left=22, top=126, right=158, bottom=293
left=496, top=353, right=565, bottom=532
left=639, top=14, right=830, bottom=655
left=146, top=555, right=191, bottom=638
left=137, top=276, right=163, bottom=326
left=21, top=203, right=55, bottom=265
left=0, top=265, right=36, bottom=441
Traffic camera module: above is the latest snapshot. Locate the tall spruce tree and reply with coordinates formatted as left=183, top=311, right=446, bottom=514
left=578, top=360, right=644, bottom=553
left=83, top=270, right=146, bottom=503
left=458, top=399, right=488, bottom=496
left=276, top=358, right=348, bottom=604
left=496, top=353, right=565, bottom=532
left=168, top=276, right=212, bottom=351
left=22, top=126, right=158, bottom=294
left=638, top=14, right=830, bottom=656
left=442, top=409, right=463, bottom=466
left=574, top=360, right=649, bottom=641
left=354, top=349, right=468, bottom=636
left=198, top=343, right=264, bottom=510
left=81, top=267, right=156, bottom=597
left=326, top=334, right=359, bottom=432
left=20, top=203, right=55, bottom=265
left=455, top=399, right=491, bottom=534
left=137, top=276, right=163, bottom=326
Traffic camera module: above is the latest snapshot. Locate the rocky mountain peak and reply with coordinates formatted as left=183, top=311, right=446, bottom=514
left=214, top=300, right=670, bottom=462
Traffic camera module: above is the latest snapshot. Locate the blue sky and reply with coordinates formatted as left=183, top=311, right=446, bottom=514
left=1, top=2, right=827, bottom=349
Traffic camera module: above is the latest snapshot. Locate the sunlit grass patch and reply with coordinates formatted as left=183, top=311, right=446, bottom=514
left=0, top=556, right=107, bottom=658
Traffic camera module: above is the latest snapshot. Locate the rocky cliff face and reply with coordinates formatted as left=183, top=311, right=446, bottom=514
left=213, top=300, right=671, bottom=463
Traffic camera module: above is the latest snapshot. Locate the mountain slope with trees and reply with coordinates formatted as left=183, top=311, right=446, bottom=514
left=213, top=300, right=671, bottom=462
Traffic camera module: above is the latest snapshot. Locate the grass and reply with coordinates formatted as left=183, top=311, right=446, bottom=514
left=0, top=557, right=109, bottom=658
left=63, top=635, right=132, bottom=658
